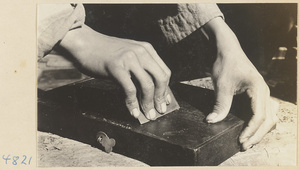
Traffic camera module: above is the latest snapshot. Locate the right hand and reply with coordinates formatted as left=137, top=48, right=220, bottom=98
left=59, top=25, right=172, bottom=120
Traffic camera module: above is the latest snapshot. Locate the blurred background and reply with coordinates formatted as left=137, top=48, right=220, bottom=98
left=219, top=4, right=297, bottom=103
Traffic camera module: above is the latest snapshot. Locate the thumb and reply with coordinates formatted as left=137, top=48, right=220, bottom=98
left=206, top=87, right=234, bottom=123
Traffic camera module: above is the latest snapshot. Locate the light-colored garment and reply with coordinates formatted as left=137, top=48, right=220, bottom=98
left=38, top=4, right=85, bottom=59
left=37, top=4, right=223, bottom=59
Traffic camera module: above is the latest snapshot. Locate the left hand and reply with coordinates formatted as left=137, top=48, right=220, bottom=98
left=203, top=17, right=279, bottom=150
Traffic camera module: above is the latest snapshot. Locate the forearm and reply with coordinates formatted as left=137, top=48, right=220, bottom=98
left=59, top=24, right=93, bottom=58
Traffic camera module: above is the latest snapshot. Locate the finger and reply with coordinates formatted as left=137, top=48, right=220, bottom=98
left=241, top=120, right=274, bottom=150
left=134, top=45, right=170, bottom=114
left=239, top=85, right=268, bottom=144
left=108, top=66, right=141, bottom=119
left=143, top=61, right=169, bottom=114
left=166, top=90, right=172, bottom=105
left=206, top=84, right=234, bottom=123
left=129, top=63, right=158, bottom=120
left=144, top=45, right=172, bottom=106
left=241, top=98, right=279, bottom=150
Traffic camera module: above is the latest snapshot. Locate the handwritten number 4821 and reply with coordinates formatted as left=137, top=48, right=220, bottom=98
left=2, top=155, right=32, bottom=165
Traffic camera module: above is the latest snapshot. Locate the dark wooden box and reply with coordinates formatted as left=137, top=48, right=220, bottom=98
left=38, top=79, right=246, bottom=166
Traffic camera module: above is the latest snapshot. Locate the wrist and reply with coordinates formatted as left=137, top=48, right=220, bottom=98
left=59, top=24, right=103, bottom=63
left=203, top=17, right=242, bottom=57
left=203, top=17, right=234, bottom=40
left=59, top=25, right=89, bottom=53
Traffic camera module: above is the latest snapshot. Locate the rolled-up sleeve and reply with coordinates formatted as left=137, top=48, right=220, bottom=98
left=158, top=4, right=224, bottom=44
left=38, top=4, right=85, bottom=59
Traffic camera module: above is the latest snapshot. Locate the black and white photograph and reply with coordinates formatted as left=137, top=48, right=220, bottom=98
left=36, top=3, right=297, bottom=167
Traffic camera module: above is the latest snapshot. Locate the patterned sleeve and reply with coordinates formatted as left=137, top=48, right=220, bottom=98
left=158, top=4, right=224, bottom=44
left=37, top=4, right=86, bottom=59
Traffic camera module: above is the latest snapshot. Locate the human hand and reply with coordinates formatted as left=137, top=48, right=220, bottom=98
left=59, top=25, right=172, bottom=120
left=203, top=17, right=278, bottom=150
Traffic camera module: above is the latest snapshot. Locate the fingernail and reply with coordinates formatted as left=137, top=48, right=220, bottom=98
left=161, top=102, right=167, bottom=113
left=149, top=109, right=156, bottom=120
left=166, top=94, right=171, bottom=105
left=247, top=145, right=253, bottom=150
left=244, top=144, right=253, bottom=151
left=206, top=112, right=218, bottom=123
left=131, top=108, right=140, bottom=118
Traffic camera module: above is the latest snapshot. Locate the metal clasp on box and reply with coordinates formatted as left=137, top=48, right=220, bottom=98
left=96, top=131, right=116, bottom=153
